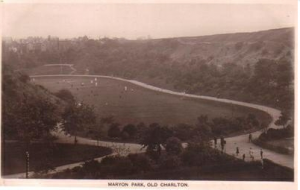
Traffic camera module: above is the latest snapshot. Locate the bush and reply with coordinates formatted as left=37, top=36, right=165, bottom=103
left=99, top=156, right=135, bottom=177
left=173, top=123, right=193, bottom=141
left=19, top=73, right=30, bottom=83
left=258, top=126, right=293, bottom=141
left=107, top=123, right=121, bottom=138
left=128, top=154, right=153, bottom=173
left=165, top=137, right=182, bottom=155
left=122, top=124, right=137, bottom=138
left=159, top=155, right=181, bottom=170
left=54, top=89, right=75, bottom=105
left=181, top=142, right=232, bottom=167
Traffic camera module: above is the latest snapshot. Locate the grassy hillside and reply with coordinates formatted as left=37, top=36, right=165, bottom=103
left=144, top=27, right=293, bottom=67
left=2, top=65, right=65, bottom=140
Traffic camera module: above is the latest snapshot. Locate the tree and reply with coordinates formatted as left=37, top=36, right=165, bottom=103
left=275, top=112, right=290, bottom=128
left=61, top=103, right=96, bottom=144
left=91, top=116, right=115, bottom=146
left=11, top=95, right=60, bottom=177
left=165, top=137, right=183, bottom=155
left=108, top=123, right=121, bottom=138
left=122, top=124, right=137, bottom=139
left=140, top=123, right=173, bottom=160
left=173, top=123, right=193, bottom=141
left=15, top=96, right=60, bottom=143
left=181, top=142, right=213, bottom=167
left=195, top=115, right=212, bottom=140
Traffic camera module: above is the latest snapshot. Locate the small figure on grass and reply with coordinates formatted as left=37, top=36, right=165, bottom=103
left=236, top=146, right=239, bottom=156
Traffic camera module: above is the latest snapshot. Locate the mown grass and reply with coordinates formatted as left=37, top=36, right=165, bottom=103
left=2, top=142, right=112, bottom=175
left=33, top=76, right=272, bottom=127
left=123, top=159, right=293, bottom=181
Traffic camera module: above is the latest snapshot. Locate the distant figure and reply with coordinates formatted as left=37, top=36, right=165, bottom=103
left=214, top=137, right=217, bottom=148
left=260, top=149, right=264, bottom=159
left=221, top=143, right=224, bottom=153
left=81, top=82, right=84, bottom=86
left=124, top=86, right=128, bottom=91
left=236, top=147, right=239, bottom=156
left=249, top=148, right=254, bottom=161
left=95, top=78, right=97, bottom=81
left=223, top=140, right=226, bottom=152
left=221, top=138, right=226, bottom=152
left=95, top=83, right=98, bottom=86
left=91, top=80, right=93, bottom=84
left=248, top=133, right=252, bottom=143
left=242, top=154, right=246, bottom=161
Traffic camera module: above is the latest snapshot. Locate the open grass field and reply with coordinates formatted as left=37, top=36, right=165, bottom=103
left=33, top=76, right=271, bottom=127
left=2, top=143, right=112, bottom=175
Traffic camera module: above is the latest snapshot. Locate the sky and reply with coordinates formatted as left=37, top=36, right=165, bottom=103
left=2, top=2, right=296, bottom=39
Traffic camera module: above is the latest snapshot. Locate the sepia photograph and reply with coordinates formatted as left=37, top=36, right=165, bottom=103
left=1, top=0, right=297, bottom=189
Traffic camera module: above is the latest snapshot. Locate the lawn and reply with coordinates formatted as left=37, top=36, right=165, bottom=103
left=26, top=65, right=74, bottom=75
left=2, top=142, right=112, bottom=175
left=33, top=76, right=271, bottom=126
left=124, top=159, right=293, bottom=181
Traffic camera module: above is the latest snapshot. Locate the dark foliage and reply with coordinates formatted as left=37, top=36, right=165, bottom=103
left=54, top=89, right=75, bottom=105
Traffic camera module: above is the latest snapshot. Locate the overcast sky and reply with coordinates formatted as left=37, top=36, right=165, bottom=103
left=3, top=3, right=296, bottom=39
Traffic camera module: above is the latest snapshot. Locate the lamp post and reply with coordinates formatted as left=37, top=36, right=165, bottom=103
left=25, top=151, right=30, bottom=178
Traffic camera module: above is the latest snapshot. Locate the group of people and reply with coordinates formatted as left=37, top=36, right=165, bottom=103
left=213, top=136, right=226, bottom=152
left=214, top=133, right=265, bottom=169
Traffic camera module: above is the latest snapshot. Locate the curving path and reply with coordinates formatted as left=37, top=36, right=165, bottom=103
left=5, top=74, right=293, bottom=178
left=32, top=75, right=293, bottom=168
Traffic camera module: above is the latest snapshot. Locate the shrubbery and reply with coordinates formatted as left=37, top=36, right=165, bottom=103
left=258, top=126, right=293, bottom=142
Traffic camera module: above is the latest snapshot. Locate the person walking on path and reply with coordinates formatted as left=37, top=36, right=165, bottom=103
left=220, top=138, right=225, bottom=153
left=260, top=149, right=264, bottom=159
left=242, top=154, right=246, bottom=161
left=220, top=137, right=226, bottom=153
left=248, top=133, right=252, bottom=143
left=221, top=141, right=224, bottom=153
left=249, top=147, right=254, bottom=161
left=214, top=136, right=217, bottom=148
